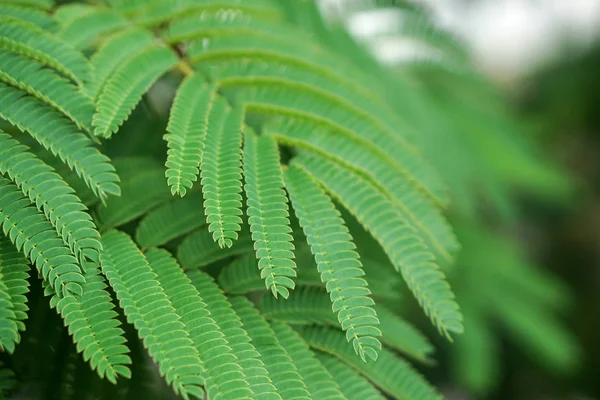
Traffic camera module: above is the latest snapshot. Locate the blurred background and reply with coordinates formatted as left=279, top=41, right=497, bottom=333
left=317, top=0, right=600, bottom=399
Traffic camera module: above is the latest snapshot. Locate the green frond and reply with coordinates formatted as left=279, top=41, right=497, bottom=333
left=48, top=261, right=132, bottom=384
left=200, top=98, right=244, bottom=248
left=95, top=158, right=171, bottom=229
left=0, top=361, right=15, bottom=399
left=243, top=131, right=296, bottom=299
left=164, top=74, right=215, bottom=196
left=186, top=36, right=375, bottom=102
left=0, top=177, right=85, bottom=297
left=92, top=45, right=179, bottom=138
left=0, top=4, right=55, bottom=30
left=0, top=16, right=91, bottom=85
left=316, top=353, right=385, bottom=400
left=86, top=28, right=156, bottom=101
left=186, top=270, right=279, bottom=398
left=218, top=79, right=446, bottom=205
left=218, top=253, right=264, bottom=294
left=300, top=326, right=442, bottom=400
left=0, top=272, right=19, bottom=353
left=135, top=192, right=205, bottom=249
left=56, top=8, right=127, bottom=50
left=99, top=230, right=205, bottom=399
left=284, top=164, right=381, bottom=362
left=294, top=153, right=463, bottom=339
left=270, top=321, right=345, bottom=400
left=0, top=132, right=102, bottom=264
left=0, top=234, right=29, bottom=350
left=219, top=245, right=404, bottom=306
left=229, top=296, right=311, bottom=399
left=145, top=248, right=254, bottom=400
left=177, top=227, right=254, bottom=269
left=0, top=49, right=95, bottom=132
left=267, top=118, right=458, bottom=264
left=0, top=82, right=121, bottom=200
left=260, top=286, right=433, bottom=363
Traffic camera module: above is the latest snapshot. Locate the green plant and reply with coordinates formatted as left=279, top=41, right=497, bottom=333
left=0, top=0, right=579, bottom=399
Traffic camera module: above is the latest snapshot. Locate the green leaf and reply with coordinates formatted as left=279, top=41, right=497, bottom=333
left=164, top=74, right=215, bottom=196
left=0, top=132, right=101, bottom=264
left=0, top=177, right=85, bottom=297
left=186, top=270, right=279, bottom=398
left=200, top=98, right=245, bottom=248
left=300, top=326, right=442, bottom=400
left=0, top=234, right=29, bottom=352
left=0, top=82, right=120, bottom=200
left=145, top=248, right=253, bottom=400
left=92, top=45, right=178, bottom=138
left=284, top=164, right=381, bottom=362
left=99, top=230, right=205, bottom=399
left=243, top=131, right=296, bottom=298
left=294, top=153, right=463, bottom=339
left=0, top=16, right=92, bottom=85
left=229, top=296, right=310, bottom=399
left=270, top=321, right=345, bottom=400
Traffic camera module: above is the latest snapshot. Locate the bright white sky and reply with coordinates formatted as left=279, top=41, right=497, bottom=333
left=320, top=0, right=600, bottom=81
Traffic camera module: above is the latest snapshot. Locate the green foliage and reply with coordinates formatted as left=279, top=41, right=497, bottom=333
left=244, top=131, right=296, bottom=299
left=0, top=1, right=579, bottom=399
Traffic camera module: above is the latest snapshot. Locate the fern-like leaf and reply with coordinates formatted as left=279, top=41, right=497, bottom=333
left=0, top=81, right=120, bottom=200
left=0, top=177, right=85, bottom=297
left=145, top=248, right=253, bottom=400
left=86, top=28, right=155, bottom=100
left=48, top=261, right=132, bottom=384
left=229, top=296, right=311, bottom=399
left=92, top=45, right=178, bottom=138
left=294, top=153, right=463, bottom=338
left=0, top=270, right=19, bottom=353
left=260, top=286, right=433, bottom=363
left=135, top=191, right=205, bottom=249
left=243, top=131, right=296, bottom=298
left=99, top=230, right=205, bottom=399
left=186, top=270, right=279, bottom=398
left=284, top=163, right=381, bottom=361
left=0, top=132, right=102, bottom=264
left=0, top=49, right=95, bottom=132
left=266, top=118, right=458, bottom=264
left=0, top=16, right=92, bottom=85
left=316, top=353, right=385, bottom=400
left=270, top=321, right=345, bottom=400
left=0, top=234, right=29, bottom=352
left=300, top=326, right=442, bottom=400
left=164, top=74, right=215, bottom=196
left=201, top=98, right=245, bottom=248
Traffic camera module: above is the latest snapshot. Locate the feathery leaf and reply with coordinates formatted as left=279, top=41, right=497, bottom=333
left=201, top=98, right=245, bottom=248
left=244, top=131, right=296, bottom=299
left=284, top=164, right=381, bottom=361
left=165, top=74, right=215, bottom=196
left=99, top=230, right=205, bottom=399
